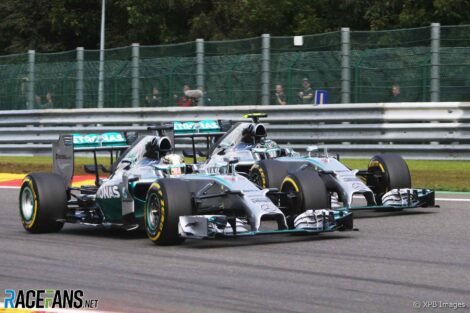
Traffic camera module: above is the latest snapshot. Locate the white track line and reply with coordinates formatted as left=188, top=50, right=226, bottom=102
left=435, top=198, right=470, bottom=202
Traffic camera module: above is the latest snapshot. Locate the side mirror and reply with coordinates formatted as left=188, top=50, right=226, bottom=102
left=306, top=146, right=319, bottom=152
left=306, top=146, right=319, bottom=158
left=219, top=142, right=231, bottom=149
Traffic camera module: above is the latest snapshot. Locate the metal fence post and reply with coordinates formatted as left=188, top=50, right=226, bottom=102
left=430, top=23, right=440, bottom=102
left=76, top=47, right=84, bottom=109
left=196, top=39, right=205, bottom=106
left=131, top=43, right=140, bottom=108
left=261, top=34, right=270, bottom=106
left=341, top=28, right=351, bottom=104
left=27, top=50, right=35, bottom=110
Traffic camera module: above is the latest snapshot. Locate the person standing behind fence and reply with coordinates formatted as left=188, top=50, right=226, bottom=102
left=389, top=83, right=402, bottom=102
left=174, top=84, right=193, bottom=107
left=145, top=87, right=162, bottom=106
left=298, top=78, right=314, bottom=104
left=34, top=91, right=54, bottom=109
left=272, top=84, right=287, bottom=105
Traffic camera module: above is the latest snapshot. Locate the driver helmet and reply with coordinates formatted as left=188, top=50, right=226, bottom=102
left=160, top=154, right=185, bottom=176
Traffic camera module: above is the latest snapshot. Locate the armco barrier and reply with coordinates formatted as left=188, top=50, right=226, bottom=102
left=0, top=102, right=469, bottom=159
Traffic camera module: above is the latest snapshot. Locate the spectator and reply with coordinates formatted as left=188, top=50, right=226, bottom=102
left=389, top=84, right=402, bottom=102
left=298, top=78, right=314, bottom=104
left=35, top=91, right=54, bottom=109
left=145, top=87, right=162, bottom=106
left=272, top=84, right=287, bottom=105
left=174, top=84, right=193, bottom=107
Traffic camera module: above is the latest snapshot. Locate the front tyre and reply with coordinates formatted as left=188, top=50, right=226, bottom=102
left=144, top=179, right=192, bottom=245
left=19, top=173, right=67, bottom=233
left=249, top=160, right=288, bottom=189
left=367, top=154, right=411, bottom=204
left=280, top=170, right=329, bottom=228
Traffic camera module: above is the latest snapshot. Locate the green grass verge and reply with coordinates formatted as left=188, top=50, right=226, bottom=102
left=0, top=156, right=111, bottom=176
left=0, top=156, right=468, bottom=192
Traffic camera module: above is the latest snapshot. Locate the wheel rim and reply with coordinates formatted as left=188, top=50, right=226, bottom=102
left=281, top=181, right=302, bottom=215
left=146, top=194, right=161, bottom=234
left=21, top=186, right=35, bottom=221
left=250, top=169, right=265, bottom=188
left=368, top=163, right=389, bottom=195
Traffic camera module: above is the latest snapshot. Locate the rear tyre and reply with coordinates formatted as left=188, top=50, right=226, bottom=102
left=144, top=179, right=192, bottom=245
left=280, top=170, right=329, bottom=228
left=249, top=160, right=288, bottom=189
left=19, top=173, right=67, bottom=233
left=367, top=154, right=411, bottom=204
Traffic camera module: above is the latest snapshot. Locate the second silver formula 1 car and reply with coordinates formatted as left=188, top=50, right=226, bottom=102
left=189, top=114, right=436, bottom=212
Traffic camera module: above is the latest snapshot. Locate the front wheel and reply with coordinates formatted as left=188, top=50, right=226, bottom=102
left=280, top=170, right=329, bottom=228
left=367, top=154, right=411, bottom=204
left=144, top=179, right=192, bottom=245
left=19, top=173, right=67, bottom=233
left=249, top=160, right=288, bottom=189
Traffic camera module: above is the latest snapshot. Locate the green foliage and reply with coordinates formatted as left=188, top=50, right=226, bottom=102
left=1, top=0, right=470, bottom=54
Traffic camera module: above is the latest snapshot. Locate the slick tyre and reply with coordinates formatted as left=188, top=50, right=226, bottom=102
left=144, top=179, right=192, bottom=245
left=19, top=173, right=67, bottom=233
left=249, top=160, right=288, bottom=189
left=367, top=154, right=411, bottom=203
left=280, top=170, right=329, bottom=221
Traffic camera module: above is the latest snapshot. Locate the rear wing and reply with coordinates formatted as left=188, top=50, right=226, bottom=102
left=72, top=132, right=128, bottom=149
left=172, top=120, right=232, bottom=164
left=53, top=132, right=130, bottom=187
left=174, top=120, right=226, bottom=135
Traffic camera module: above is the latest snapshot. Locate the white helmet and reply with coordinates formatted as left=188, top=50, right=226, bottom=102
left=161, top=154, right=185, bottom=176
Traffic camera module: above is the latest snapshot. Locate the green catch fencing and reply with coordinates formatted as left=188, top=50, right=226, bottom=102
left=350, top=26, right=432, bottom=103
left=0, top=23, right=470, bottom=110
left=271, top=31, right=342, bottom=104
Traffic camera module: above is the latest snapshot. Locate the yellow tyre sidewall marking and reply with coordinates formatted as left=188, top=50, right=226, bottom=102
left=281, top=177, right=299, bottom=192
left=369, top=160, right=385, bottom=173
left=146, top=182, right=165, bottom=241
left=369, top=160, right=388, bottom=192
left=378, top=163, right=385, bottom=173
left=252, top=164, right=267, bottom=188
left=21, top=178, right=38, bottom=229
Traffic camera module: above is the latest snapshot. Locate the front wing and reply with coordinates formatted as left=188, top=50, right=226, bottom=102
left=348, top=188, right=437, bottom=211
left=178, top=209, right=353, bottom=239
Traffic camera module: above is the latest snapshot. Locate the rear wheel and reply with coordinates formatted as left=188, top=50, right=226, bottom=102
left=367, top=154, right=411, bottom=204
left=280, top=170, right=329, bottom=228
left=19, top=173, right=67, bottom=233
left=144, top=179, right=192, bottom=245
left=249, top=160, right=288, bottom=189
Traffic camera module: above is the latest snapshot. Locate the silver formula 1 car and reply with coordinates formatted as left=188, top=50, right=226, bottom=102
left=18, top=126, right=353, bottom=246
left=191, top=114, right=436, bottom=212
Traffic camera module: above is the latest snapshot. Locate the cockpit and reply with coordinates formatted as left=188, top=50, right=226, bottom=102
left=113, top=135, right=185, bottom=179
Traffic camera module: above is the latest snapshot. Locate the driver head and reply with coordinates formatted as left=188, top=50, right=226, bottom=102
left=161, top=154, right=184, bottom=176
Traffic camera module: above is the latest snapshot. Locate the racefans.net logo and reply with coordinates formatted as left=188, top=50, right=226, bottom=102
left=3, top=289, right=99, bottom=310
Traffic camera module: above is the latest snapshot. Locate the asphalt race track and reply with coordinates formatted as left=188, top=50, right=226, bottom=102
left=1, top=189, right=469, bottom=313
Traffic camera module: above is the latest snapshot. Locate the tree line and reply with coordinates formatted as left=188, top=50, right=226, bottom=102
left=0, top=0, right=469, bottom=55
